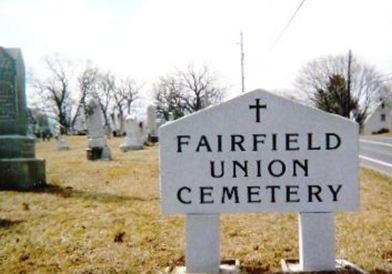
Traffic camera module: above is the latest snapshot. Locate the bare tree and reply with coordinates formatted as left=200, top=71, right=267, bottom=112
left=30, top=54, right=76, bottom=134
left=72, top=62, right=98, bottom=129
left=154, top=64, right=226, bottom=121
left=96, top=71, right=116, bottom=130
left=109, top=76, right=141, bottom=133
left=154, top=74, right=185, bottom=120
left=295, top=54, right=388, bottom=125
left=117, top=77, right=141, bottom=115
left=179, top=64, right=225, bottom=112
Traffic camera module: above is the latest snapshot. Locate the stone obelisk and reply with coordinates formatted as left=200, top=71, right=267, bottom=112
left=0, top=47, right=46, bottom=189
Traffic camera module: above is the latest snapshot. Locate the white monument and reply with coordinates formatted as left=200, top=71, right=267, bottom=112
left=85, top=98, right=111, bottom=160
left=159, top=89, right=360, bottom=273
left=120, top=116, right=144, bottom=151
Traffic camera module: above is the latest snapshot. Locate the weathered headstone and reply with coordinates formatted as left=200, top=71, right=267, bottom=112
left=120, top=116, right=144, bottom=151
left=146, top=105, right=158, bottom=142
left=85, top=98, right=111, bottom=160
left=0, top=47, right=46, bottom=189
left=159, top=89, right=359, bottom=273
left=55, top=134, right=69, bottom=150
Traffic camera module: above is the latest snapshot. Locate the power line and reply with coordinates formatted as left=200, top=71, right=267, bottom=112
left=240, top=31, right=245, bottom=93
left=269, top=0, right=306, bottom=52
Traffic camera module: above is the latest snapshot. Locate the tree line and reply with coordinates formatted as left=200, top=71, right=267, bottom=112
left=29, top=55, right=144, bottom=135
left=29, top=52, right=390, bottom=135
left=29, top=55, right=226, bottom=135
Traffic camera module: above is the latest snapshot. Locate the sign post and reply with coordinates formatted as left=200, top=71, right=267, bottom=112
left=159, top=89, right=359, bottom=273
left=186, top=214, right=220, bottom=273
left=299, top=212, right=335, bottom=271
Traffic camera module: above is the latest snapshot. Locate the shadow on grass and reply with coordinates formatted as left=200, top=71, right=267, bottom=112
left=29, top=184, right=152, bottom=204
left=240, top=265, right=375, bottom=274
left=369, top=270, right=391, bottom=274
left=0, top=219, right=24, bottom=228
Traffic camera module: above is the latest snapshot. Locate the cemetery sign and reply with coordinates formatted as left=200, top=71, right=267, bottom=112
left=160, top=89, right=359, bottom=214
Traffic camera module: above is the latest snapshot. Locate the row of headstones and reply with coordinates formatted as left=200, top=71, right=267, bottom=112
left=120, top=105, right=159, bottom=152
left=56, top=98, right=165, bottom=161
left=0, top=46, right=166, bottom=184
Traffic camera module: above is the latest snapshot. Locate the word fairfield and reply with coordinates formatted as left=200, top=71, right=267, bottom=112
left=176, top=132, right=341, bottom=153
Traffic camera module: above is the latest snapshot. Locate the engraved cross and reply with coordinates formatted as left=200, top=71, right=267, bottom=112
left=249, top=98, right=267, bottom=123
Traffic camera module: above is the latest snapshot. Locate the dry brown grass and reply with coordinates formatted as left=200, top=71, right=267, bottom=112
left=0, top=136, right=391, bottom=273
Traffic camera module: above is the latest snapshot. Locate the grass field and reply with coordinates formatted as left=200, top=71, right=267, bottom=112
left=0, top=136, right=391, bottom=273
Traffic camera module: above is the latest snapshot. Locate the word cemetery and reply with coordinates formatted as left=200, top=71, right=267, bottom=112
left=160, top=89, right=359, bottom=273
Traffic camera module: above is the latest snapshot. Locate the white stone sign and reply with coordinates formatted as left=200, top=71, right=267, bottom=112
left=160, top=90, right=359, bottom=214
left=159, top=89, right=360, bottom=273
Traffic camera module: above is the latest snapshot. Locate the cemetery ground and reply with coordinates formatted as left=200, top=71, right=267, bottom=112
left=0, top=136, right=391, bottom=274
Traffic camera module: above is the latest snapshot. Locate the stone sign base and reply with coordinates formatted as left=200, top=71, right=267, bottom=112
left=86, top=146, right=111, bottom=161
left=281, top=259, right=367, bottom=273
left=148, top=135, right=159, bottom=143
left=165, top=259, right=240, bottom=274
left=0, top=158, right=46, bottom=190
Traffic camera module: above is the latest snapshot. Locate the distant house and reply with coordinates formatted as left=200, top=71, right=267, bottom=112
left=362, top=100, right=391, bottom=135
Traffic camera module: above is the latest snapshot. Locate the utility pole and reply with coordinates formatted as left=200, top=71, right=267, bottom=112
left=240, top=31, right=245, bottom=93
left=346, top=49, right=352, bottom=118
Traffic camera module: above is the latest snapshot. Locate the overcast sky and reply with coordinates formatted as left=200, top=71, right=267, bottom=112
left=1, top=0, right=392, bottom=100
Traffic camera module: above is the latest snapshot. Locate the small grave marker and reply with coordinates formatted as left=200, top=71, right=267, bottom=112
left=159, top=89, right=359, bottom=273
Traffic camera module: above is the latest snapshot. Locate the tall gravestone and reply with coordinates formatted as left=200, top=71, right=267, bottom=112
left=0, top=47, right=46, bottom=189
left=160, top=89, right=360, bottom=273
left=146, top=105, right=158, bottom=142
left=120, top=116, right=144, bottom=151
left=85, top=98, right=111, bottom=160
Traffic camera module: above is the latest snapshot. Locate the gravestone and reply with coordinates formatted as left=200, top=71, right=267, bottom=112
left=85, top=98, right=111, bottom=160
left=159, top=89, right=359, bottom=273
left=55, top=134, right=69, bottom=150
left=120, top=116, right=144, bottom=151
left=0, top=47, right=46, bottom=189
left=141, top=121, right=149, bottom=144
left=168, top=112, right=174, bottom=121
left=146, top=105, right=158, bottom=142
